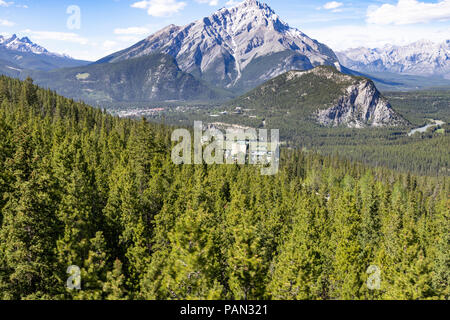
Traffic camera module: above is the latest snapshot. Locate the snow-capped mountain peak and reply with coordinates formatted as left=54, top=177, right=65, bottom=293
left=0, top=34, right=51, bottom=55
left=0, top=34, right=84, bottom=75
left=337, top=40, right=450, bottom=79
left=97, top=0, right=339, bottom=91
left=218, top=0, right=283, bottom=31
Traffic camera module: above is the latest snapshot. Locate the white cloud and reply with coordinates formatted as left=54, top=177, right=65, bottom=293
left=0, top=1, right=13, bottom=7
left=196, top=0, right=219, bottom=6
left=367, top=0, right=450, bottom=25
left=103, top=40, right=119, bottom=50
left=226, top=0, right=241, bottom=7
left=116, top=35, right=142, bottom=42
left=22, top=30, right=89, bottom=45
left=114, top=27, right=151, bottom=35
left=303, top=24, right=450, bottom=51
left=0, top=19, right=15, bottom=26
left=323, top=1, right=343, bottom=10
left=131, top=0, right=186, bottom=17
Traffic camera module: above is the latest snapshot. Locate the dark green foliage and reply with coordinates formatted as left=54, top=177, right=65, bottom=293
left=385, top=90, right=450, bottom=125
left=158, top=79, right=449, bottom=176
left=229, top=66, right=360, bottom=114
left=23, top=54, right=232, bottom=104
left=0, top=75, right=448, bottom=300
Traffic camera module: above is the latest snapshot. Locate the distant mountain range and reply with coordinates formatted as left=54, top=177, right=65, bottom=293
left=12, top=0, right=341, bottom=104
left=1, top=1, right=449, bottom=105
left=0, top=34, right=89, bottom=74
left=0, top=34, right=53, bottom=55
left=96, top=0, right=339, bottom=93
left=337, top=40, right=450, bottom=80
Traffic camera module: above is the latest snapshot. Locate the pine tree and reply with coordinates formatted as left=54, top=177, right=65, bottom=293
left=20, top=77, right=38, bottom=107
left=103, top=259, right=128, bottom=300
left=223, top=184, right=267, bottom=300
left=329, top=187, right=366, bottom=300
left=0, top=79, right=10, bottom=103
left=268, top=193, right=327, bottom=300
left=73, top=232, right=109, bottom=300
left=432, top=194, right=449, bottom=299
left=0, top=153, right=59, bottom=299
left=54, top=141, right=107, bottom=299
left=147, top=207, right=223, bottom=300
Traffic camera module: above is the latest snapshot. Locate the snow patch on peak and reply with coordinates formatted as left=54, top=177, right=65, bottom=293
left=100, top=1, right=339, bottom=89
left=0, top=34, right=49, bottom=55
left=0, top=34, right=74, bottom=58
left=337, top=40, right=450, bottom=78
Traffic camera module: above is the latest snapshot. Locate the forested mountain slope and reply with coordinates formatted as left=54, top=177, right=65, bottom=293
left=228, top=66, right=408, bottom=128
left=24, top=53, right=231, bottom=104
left=0, top=76, right=448, bottom=300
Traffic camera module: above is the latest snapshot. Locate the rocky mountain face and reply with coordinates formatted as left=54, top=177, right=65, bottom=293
left=0, top=34, right=89, bottom=73
left=0, top=34, right=52, bottom=56
left=337, top=40, right=450, bottom=79
left=317, top=78, right=407, bottom=128
left=26, top=53, right=230, bottom=104
left=97, top=0, right=339, bottom=92
left=230, top=66, right=407, bottom=128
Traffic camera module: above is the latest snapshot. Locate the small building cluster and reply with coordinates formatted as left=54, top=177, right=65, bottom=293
left=202, top=124, right=277, bottom=165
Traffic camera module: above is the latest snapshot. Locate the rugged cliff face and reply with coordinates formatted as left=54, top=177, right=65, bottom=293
left=228, top=66, right=408, bottom=128
left=317, top=80, right=408, bottom=128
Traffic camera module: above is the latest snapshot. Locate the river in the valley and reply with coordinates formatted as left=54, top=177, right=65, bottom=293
left=408, top=119, right=445, bottom=136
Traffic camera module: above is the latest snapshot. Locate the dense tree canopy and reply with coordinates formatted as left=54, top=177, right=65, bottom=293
left=0, top=76, right=448, bottom=300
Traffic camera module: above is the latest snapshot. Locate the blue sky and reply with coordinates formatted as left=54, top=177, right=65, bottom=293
left=1, top=0, right=450, bottom=60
